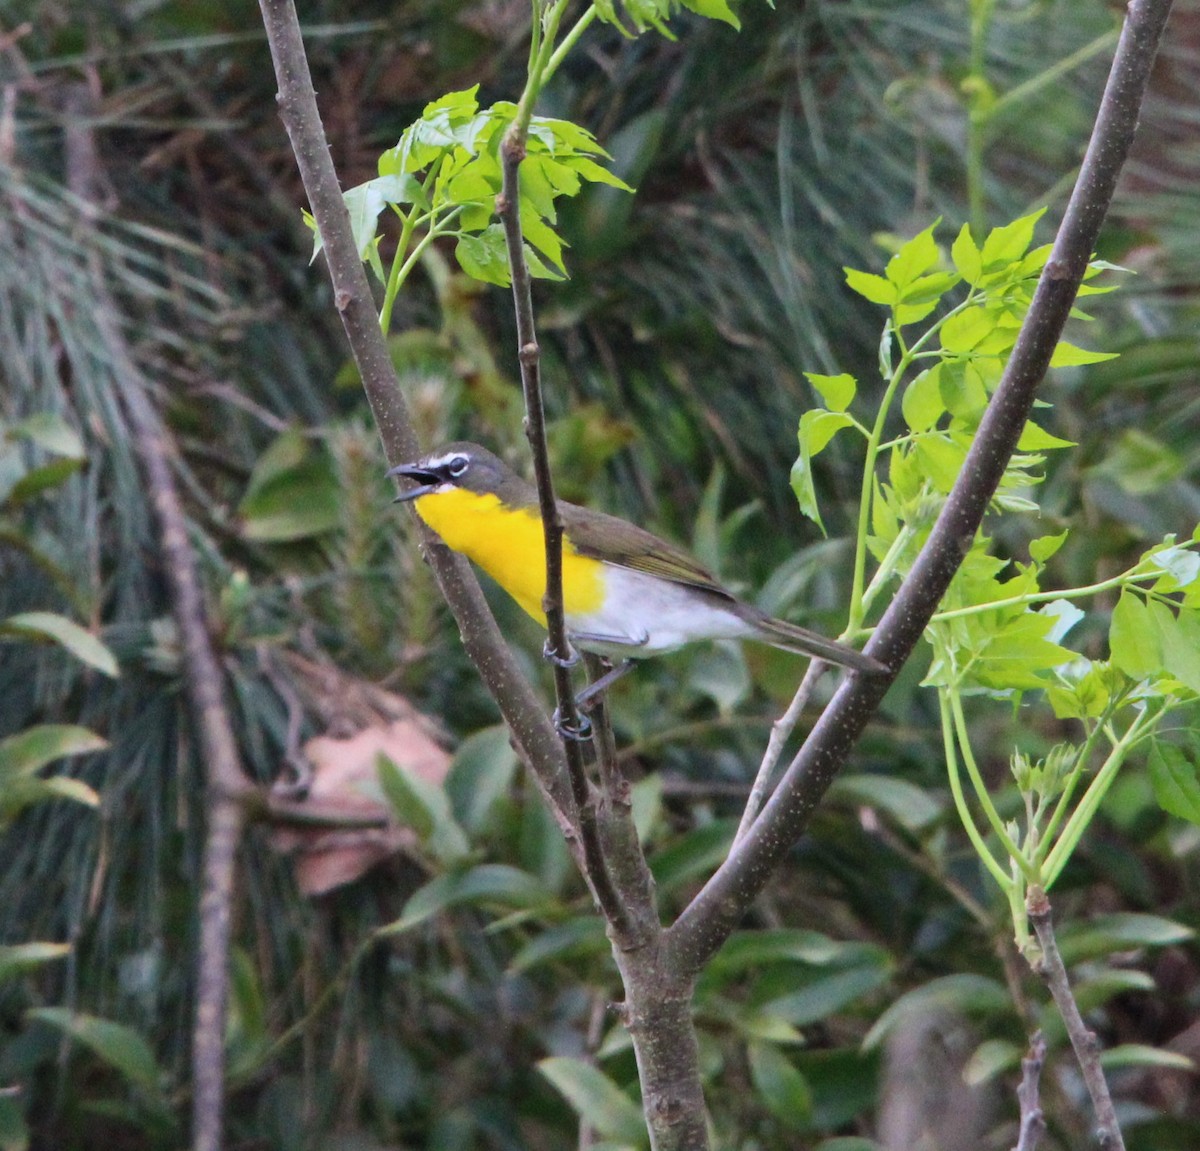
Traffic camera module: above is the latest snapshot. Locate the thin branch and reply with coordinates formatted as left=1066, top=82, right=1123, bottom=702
left=255, top=0, right=577, bottom=831
left=496, top=121, right=630, bottom=934
left=734, top=658, right=824, bottom=843
left=64, top=80, right=254, bottom=1151
left=666, top=0, right=1176, bottom=975
left=1013, top=1031, right=1048, bottom=1151
left=1028, top=892, right=1126, bottom=1150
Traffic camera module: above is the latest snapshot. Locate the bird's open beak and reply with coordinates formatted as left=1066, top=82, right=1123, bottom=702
left=387, top=463, right=441, bottom=502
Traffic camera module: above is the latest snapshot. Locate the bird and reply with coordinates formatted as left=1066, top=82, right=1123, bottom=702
left=388, top=442, right=884, bottom=709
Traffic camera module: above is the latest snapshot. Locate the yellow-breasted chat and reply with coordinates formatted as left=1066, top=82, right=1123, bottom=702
left=389, top=443, right=884, bottom=695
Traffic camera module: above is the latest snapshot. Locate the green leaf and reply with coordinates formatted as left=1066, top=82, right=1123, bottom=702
left=1, top=612, right=119, bottom=677
left=508, top=917, right=609, bottom=973
left=760, top=964, right=891, bottom=1028
left=790, top=450, right=825, bottom=537
left=1099, top=1045, right=1195, bottom=1071
left=884, top=221, right=941, bottom=288
left=445, top=726, right=518, bottom=834
left=455, top=224, right=511, bottom=286
left=377, top=754, right=469, bottom=865
left=939, top=306, right=992, bottom=353
left=1159, top=608, right=1200, bottom=693
left=1049, top=341, right=1118, bottom=368
left=681, top=0, right=741, bottom=28
left=748, top=1042, right=813, bottom=1130
left=8, top=457, right=84, bottom=502
left=1056, top=912, right=1194, bottom=965
left=863, top=976, right=1010, bottom=1050
left=963, top=1039, right=1022, bottom=1085
left=1148, top=743, right=1200, bottom=826
left=843, top=268, right=895, bottom=306
left=1029, top=530, right=1068, bottom=564
left=1095, top=429, right=1184, bottom=495
left=1017, top=421, right=1075, bottom=451
left=29, top=1008, right=163, bottom=1098
left=538, top=1057, right=647, bottom=1146
left=376, top=754, right=435, bottom=840
left=950, top=224, right=982, bottom=284
left=827, top=774, right=944, bottom=832
left=0, top=725, right=106, bottom=778
left=799, top=410, right=855, bottom=458
left=707, top=930, right=852, bottom=979
left=341, top=176, right=413, bottom=259
left=1150, top=544, right=1200, bottom=590
left=804, top=373, right=856, bottom=413
left=238, top=434, right=340, bottom=542
left=1109, top=592, right=1162, bottom=679
left=0, top=942, right=70, bottom=983
left=901, top=367, right=944, bottom=433
left=979, top=208, right=1045, bottom=270
left=648, top=819, right=735, bottom=893
left=379, top=865, right=552, bottom=936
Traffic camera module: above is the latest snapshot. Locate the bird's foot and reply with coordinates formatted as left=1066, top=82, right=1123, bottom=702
left=552, top=706, right=593, bottom=743
left=543, top=638, right=580, bottom=669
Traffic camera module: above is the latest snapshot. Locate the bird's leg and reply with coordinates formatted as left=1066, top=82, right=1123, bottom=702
left=575, top=658, right=635, bottom=713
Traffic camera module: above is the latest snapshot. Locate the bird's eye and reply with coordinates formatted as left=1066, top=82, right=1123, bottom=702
left=448, top=456, right=469, bottom=478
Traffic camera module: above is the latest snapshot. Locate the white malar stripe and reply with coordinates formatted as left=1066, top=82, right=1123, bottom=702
left=566, top=565, right=756, bottom=658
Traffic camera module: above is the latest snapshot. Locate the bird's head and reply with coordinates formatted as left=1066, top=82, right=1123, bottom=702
left=388, top=442, right=526, bottom=504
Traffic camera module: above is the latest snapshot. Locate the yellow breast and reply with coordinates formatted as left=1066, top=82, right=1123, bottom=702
left=412, top=488, right=605, bottom=623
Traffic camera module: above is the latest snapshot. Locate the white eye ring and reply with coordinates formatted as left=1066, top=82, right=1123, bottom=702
left=448, top=456, right=469, bottom=477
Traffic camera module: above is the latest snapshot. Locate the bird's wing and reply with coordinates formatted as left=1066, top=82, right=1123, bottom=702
left=559, top=501, right=736, bottom=600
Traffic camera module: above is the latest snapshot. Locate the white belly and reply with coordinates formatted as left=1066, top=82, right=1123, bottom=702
left=565, top=565, right=755, bottom=658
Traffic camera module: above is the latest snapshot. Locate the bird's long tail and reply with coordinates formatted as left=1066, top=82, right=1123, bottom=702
left=749, top=612, right=886, bottom=674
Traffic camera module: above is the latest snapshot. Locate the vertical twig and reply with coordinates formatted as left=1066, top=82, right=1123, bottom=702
left=1029, top=892, right=1126, bottom=1150
left=495, top=126, right=632, bottom=933
left=497, top=63, right=702, bottom=1151
left=1013, top=1032, right=1048, bottom=1151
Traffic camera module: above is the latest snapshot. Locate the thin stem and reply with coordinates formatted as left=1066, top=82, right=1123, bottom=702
left=991, top=30, right=1120, bottom=120
left=1013, top=1032, right=1048, bottom=1151
left=941, top=691, right=1011, bottom=889
left=1033, top=716, right=1107, bottom=867
left=965, top=0, right=996, bottom=237
left=845, top=296, right=974, bottom=633
left=378, top=209, right=417, bottom=336
left=949, top=688, right=1035, bottom=881
left=930, top=568, right=1155, bottom=623
left=497, top=108, right=630, bottom=933
left=379, top=209, right=463, bottom=335
left=860, top=523, right=918, bottom=617
left=1028, top=891, right=1127, bottom=1150
left=544, top=5, right=598, bottom=84
left=1041, top=709, right=1153, bottom=888
left=734, top=660, right=824, bottom=844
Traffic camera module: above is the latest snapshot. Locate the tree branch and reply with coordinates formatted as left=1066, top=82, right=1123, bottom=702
left=1013, top=1031, right=1048, bottom=1151
left=666, top=0, right=1175, bottom=975
left=1029, top=893, right=1125, bottom=1149
left=255, top=0, right=577, bottom=830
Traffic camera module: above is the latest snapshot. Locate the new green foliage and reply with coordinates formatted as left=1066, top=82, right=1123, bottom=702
left=797, top=215, right=1198, bottom=957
